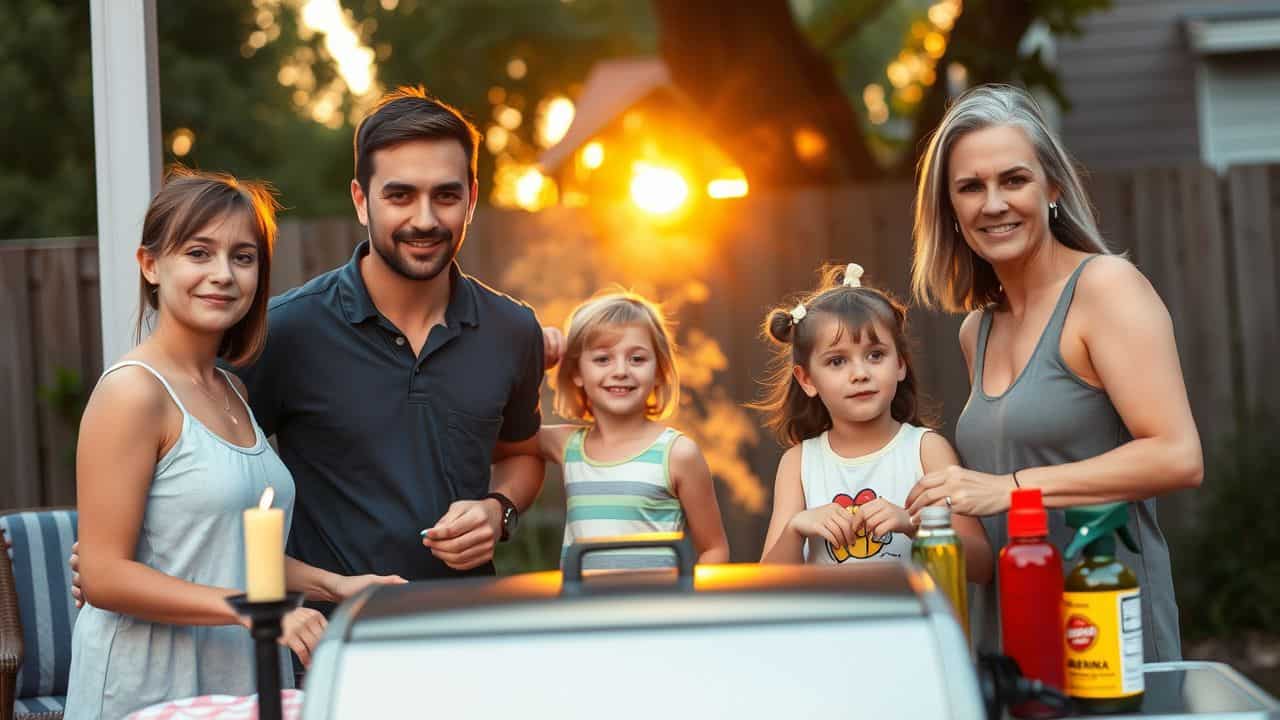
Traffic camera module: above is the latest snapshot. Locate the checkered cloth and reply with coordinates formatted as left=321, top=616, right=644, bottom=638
left=126, top=689, right=304, bottom=719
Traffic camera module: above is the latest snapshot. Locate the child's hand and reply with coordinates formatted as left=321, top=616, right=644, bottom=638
left=858, top=498, right=915, bottom=539
left=542, top=326, right=564, bottom=370
left=789, top=503, right=864, bottom=550
left=277, top=606, right=327, bottom=667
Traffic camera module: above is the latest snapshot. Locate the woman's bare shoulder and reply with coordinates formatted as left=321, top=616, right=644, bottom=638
left=1075, top=255, right=1167, bottom=322
left=82, top=363, right=175, bottom=436
left=1076, top=254, right=1153, bottom=298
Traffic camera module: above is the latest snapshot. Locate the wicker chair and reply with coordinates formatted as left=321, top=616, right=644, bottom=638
left=0, top=509, right=79, bottom=720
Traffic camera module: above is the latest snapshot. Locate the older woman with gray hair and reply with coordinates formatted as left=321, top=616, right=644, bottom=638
left=905, top=84, right=1202, bottom=662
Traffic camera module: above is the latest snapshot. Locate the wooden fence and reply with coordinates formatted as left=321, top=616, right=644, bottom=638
left=3, top=164, right=1277, bottom=554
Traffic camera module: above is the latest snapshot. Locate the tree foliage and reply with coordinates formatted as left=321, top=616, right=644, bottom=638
left=0, top=2, right=370, bottom=239
left=0, top=0, right=1108, bottom=239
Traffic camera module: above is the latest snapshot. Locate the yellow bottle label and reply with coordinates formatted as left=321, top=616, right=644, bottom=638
left=1063, top=589, right=1144, bottom=698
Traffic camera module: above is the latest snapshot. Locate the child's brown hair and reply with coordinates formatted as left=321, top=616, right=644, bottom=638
left=752, top=263, right=932, bottom=446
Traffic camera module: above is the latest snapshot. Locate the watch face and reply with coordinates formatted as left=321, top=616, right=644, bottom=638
left=504, top=506, right=518, bottom=531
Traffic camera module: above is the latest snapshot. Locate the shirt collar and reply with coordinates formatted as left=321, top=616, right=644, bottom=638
left=338, top=240, right=479, bottom=328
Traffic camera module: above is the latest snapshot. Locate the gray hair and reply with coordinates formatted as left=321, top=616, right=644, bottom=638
left=910, top=84, right=1112, bottom=312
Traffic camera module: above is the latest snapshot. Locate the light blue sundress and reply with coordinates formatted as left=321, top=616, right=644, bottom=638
left=64, top=361, right=296, bottom=720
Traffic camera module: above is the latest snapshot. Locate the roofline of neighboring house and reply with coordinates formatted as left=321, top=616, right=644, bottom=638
left=1184, top=8, right=1280, bottom=55
left=538, top=57, right=698, bottom=174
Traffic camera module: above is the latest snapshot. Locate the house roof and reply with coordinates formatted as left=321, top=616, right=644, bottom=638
left=538, top=57, right=674, bottom=173
left=1185, top=9, right=1280, bottom=54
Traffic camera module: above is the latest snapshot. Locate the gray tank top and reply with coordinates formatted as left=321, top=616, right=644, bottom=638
left=955, top=255, right=1181, bottom=662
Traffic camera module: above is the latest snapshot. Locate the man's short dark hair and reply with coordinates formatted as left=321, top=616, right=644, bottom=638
left=354, top=86, right=481, bottom=191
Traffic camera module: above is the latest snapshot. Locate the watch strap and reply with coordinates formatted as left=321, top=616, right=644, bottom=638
left=484, top=492, right=517, bottom=541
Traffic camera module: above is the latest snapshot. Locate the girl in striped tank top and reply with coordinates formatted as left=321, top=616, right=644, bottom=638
left=756, top=264, right=991, bottom=580
left=538, top=292, right=730, bottom=570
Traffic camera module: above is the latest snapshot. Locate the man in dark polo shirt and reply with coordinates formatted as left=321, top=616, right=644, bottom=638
left=238, top=86, right=548, bottom=588
left=69, top=89, right=550, bottom=622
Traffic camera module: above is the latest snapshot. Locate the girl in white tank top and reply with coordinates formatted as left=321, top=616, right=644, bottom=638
left=756, top=264, right=991, bottom=580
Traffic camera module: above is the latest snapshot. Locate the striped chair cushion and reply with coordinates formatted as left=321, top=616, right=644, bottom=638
left=1, top=510, right=79, bottom=700
left=14, top=694, right=66, bottom=717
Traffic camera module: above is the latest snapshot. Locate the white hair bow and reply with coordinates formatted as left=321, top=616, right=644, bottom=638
left=789, top=303, right=807, bottom=325
left=843, top=263, right=864, bottom=288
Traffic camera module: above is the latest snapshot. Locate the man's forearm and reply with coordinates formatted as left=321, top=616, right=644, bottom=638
left=490, top=454, right=545, bottom=511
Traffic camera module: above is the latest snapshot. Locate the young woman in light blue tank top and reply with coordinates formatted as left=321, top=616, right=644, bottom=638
left=907, top=86, right=1203, bottom=661
left=65, top=170, right=405, bottom=719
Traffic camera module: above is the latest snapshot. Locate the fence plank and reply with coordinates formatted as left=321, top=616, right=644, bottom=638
left=1087, top=170, right=1135, bottom=255
left=1273, top=167, right=1280, bottom=327
left=783, top=187, right=833, bottom=286
left=0, top=248, right=42, bottom=510
left=460, top=206, right=501, bottom=287
left=868, top=184, right=916, bottom=300
left=1175, top=167, right=1235, bottom=441
left=828, top=183, right=881, bottom=277
left=1228, top=166, right=1280, bottom=421
left=79, top=247, right=104, bottom=381
left=1273, top=167, right=1280, bottom=326
left=303, top=219, right=359, bottom=281
left=1150, top=167, right=1234, bottom=535
left=29, top=247, right=84, bottom=507
left=272, top=220, right=307, bottom=294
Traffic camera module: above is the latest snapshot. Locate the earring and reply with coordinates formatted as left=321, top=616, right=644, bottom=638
left=953, top=220, right=960, bottom=234
left=1049, top=202, right=1059, bottom=221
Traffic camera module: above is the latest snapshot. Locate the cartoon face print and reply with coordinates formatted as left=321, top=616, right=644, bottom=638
left=826, top=488, right=892, bottom=562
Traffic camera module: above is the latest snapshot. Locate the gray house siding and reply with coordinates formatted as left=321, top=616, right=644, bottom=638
left=1054, top=0, right=1279, bottom=171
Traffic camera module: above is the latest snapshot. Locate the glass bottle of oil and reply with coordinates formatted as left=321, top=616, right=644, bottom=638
left=1063, top=503, right=1143, bottom=714
left=912, top=506, right=969, bottom=640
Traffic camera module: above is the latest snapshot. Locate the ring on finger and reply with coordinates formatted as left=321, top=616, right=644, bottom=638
left=945, top=496, right=953, bottom=507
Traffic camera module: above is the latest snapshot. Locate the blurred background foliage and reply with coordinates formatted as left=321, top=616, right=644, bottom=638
left=1, top=0, right=1106, bottom=239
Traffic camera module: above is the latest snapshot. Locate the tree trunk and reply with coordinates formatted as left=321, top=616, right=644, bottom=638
left=652, top=0, right=883, bottom=187
left=894, top=0, right=1035, bottom=177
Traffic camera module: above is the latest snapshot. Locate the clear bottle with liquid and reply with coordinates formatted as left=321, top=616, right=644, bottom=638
left=912, top=506, right=969, bottom=640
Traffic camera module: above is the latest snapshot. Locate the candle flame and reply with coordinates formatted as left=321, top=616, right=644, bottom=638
left=258, top=487, right=275, bottom=511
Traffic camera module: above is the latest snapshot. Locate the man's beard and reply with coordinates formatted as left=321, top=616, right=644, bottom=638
left=368, top=212, right=460, bottom=282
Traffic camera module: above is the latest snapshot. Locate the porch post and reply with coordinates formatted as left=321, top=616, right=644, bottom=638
left=89, top=0, right=162, bottom=365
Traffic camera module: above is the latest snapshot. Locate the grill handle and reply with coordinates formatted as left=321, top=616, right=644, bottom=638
left=561, top=533, right=696, bottom=592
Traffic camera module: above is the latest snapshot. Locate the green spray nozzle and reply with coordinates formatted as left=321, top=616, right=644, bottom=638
left=1064, top=502, right=1139, bottom=560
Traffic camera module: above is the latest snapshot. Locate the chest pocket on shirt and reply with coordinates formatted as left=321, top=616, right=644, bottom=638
left=445, top=410, right=503, bottom=499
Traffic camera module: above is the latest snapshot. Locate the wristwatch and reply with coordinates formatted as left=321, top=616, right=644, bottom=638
left=484, top=492, right=518, bottom=542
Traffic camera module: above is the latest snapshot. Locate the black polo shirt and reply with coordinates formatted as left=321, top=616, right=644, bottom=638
left=235, top=241, right=544, bottom=582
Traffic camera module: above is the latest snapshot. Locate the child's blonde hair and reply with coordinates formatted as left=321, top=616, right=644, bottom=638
left=554, top=291, right=680, bottom=422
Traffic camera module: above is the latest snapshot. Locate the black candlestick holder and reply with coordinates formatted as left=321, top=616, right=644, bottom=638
left=227, top=591, right=305, bottom=720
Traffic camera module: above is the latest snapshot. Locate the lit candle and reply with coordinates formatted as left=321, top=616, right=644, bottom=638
left=243, top=487, right=285, bottom=601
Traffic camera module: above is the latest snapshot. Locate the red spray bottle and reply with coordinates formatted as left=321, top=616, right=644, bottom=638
left=1000, top=487, right=1066, bottom=718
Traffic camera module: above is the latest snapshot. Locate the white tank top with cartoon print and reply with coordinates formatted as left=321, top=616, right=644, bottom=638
left=800, top=423, right=929, bottom=565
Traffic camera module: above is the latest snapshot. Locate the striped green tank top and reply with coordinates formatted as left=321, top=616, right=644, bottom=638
left=561, top=426, right=686, bottom=570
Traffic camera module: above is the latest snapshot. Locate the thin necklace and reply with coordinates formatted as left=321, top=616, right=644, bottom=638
left=189, top=371, right=238, bottom=425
